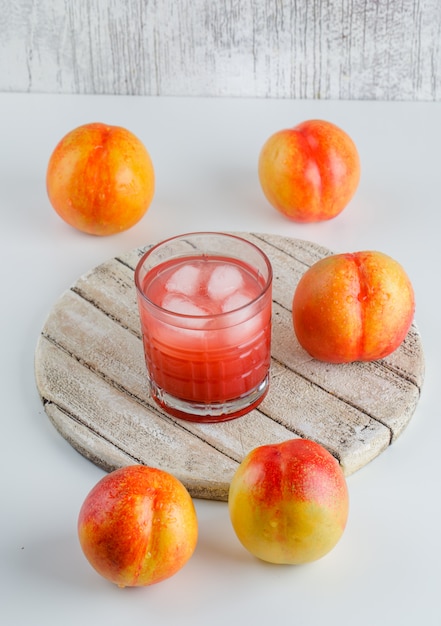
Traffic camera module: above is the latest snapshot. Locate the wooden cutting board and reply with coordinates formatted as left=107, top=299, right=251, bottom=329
left=35, top=233, right=425, bottom=501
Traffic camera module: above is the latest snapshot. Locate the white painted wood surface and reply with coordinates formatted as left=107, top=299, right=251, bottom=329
left=34, top=234, right=425, bottom=501
left=2, top=0, right=441, bottom=100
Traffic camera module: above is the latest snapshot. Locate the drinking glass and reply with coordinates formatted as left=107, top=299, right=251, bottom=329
left=135, top=232, right=273, bottom=422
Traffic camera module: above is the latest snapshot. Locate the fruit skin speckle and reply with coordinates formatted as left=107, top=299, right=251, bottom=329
left=292, top=251, right=415, bottom=363
left=258, top=119, right=360, bottom=222
left=46, top=122, right=155, bottom=236
left=228, top=439, right=349, bottom=565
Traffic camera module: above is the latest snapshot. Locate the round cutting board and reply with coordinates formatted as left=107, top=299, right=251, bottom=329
left=35, top=233, right=424, bottom=501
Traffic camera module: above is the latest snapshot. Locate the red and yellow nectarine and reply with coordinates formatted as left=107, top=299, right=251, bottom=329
left=258, top=119, right=360, bottom=222
left=228, top=439, right=349, bottom=564
left=78, top=465, right=198, bottom=587
left=292, top=250, right=415, bottom=363
left=46, top=122, right=155, bottom=236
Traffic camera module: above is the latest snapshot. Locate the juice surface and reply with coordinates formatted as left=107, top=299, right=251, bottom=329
left=138, top=255, right=271, bottom=403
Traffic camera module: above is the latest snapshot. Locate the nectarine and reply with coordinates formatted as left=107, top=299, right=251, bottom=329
left=258, top=119, right=360, bottom=222
left=292, top=250, right=415, bottom=363
left=228, top=439, right=349, bottom=564
left=46, top=122, right=155, bottom=236
left=78, top=465, right=198, bottom=587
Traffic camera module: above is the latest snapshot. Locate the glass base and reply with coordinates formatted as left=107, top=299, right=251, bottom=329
left=149, top=374, right=270, bottom=422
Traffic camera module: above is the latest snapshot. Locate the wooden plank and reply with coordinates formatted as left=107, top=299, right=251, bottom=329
left=36, top=336, right=239, bottom=501
left=2, top=0, right=440, bottom=100
left=34, top=234, right=425, bottom=500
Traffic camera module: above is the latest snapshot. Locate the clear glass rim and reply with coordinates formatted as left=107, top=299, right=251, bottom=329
left=134, top=231, right=273, bottom=320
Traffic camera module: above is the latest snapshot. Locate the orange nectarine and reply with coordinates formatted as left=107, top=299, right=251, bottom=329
left=258, top=119, right=360, bottom=222
left=46, top=122, right=155, bottom=236
left=78, top=465, right=198, bottom=587
left=292, top=251, right=415, bottom=363
left=228, top=439, right=349, bottom=564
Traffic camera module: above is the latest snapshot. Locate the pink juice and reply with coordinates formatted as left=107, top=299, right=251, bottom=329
left=137, top=255, right=272, bottom=412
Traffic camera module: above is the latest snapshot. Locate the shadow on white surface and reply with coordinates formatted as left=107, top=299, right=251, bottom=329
left=10, top=529, right=101, bottom=592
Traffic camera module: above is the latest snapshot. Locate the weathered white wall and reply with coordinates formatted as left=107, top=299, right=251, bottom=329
left=2, top=0, right=441, bottom=100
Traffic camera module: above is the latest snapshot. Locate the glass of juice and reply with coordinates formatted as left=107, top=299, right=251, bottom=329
left=135, top=232, right=273, bottom=422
